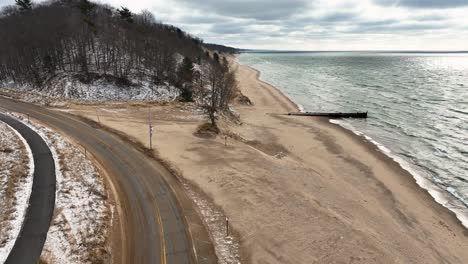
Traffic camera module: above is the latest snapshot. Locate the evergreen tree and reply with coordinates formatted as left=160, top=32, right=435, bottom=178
left=79, top=0, right=95, bottom=16
left=176, top=28, right=184, bottom=38
left=118, top=7, right=133, bottom=23
left=179, top=85, right=194, bottom=102
left=178, top=57, right=194, bottom=102
left=179, top=57, right=194, bottom=83
left=213, top=52, right=219, bottom=63
left=15, top=0, right=32, bottom=12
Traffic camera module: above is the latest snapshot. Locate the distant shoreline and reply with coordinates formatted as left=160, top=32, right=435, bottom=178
left=239, top=50, right=468, bottom=54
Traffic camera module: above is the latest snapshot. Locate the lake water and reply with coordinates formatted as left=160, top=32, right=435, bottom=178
left=238, top=52, right=468, bottom=227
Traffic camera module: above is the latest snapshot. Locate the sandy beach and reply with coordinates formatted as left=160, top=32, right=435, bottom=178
left=60, top=60, right=468, bottom=263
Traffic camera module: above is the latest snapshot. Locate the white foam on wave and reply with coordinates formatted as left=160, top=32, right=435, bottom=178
left=239, top=53, right=468, bottom=230
left=330, top=119, right=468, bottom=229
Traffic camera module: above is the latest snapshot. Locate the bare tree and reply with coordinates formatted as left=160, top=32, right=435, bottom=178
left=204, top=60, right=237, bottom=126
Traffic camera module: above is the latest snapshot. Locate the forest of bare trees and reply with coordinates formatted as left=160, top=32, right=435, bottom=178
left=0, top=0, right=204, bottom=86
left=0, top=0, right=238, bottom=125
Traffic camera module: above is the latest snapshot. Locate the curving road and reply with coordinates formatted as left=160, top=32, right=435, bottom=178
left=0, top=113, right=56, bottom=264
left=0, top=97, right=216, bottom=264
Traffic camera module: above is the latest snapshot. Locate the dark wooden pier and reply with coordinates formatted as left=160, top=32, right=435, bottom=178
left=287, top=111, right=368, bottom=118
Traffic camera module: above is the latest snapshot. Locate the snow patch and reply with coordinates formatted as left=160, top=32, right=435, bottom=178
left=1, top=73, right=181, bottom=104
left=8, top=113, right=113, bottom=264
left=0, top=120, right=34, bottom=263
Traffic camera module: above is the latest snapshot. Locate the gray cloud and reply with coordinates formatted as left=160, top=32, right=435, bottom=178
left=210, top=21, right=250, bottom=34
left=359, top=19, right=399, bottom=27
left=278, top=11, right=359, bottom=30
left=348, top=20, right=450, bottom=33
left=374, top=0, right=468, bottom=8
left=176, top=0, right=312, bottom=20
left=320, top=12, right=357, bottom=23
left=1, top=0, right=467, bottom=50
left=175, top=15, right=231, bottom=25
left=176, top=3, right=458, bottom=47
left=0, top=0, right=13, bottom=6
left=414, top=14, right=449, bottom=21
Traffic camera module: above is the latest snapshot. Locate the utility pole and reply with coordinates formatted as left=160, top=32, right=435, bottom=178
left=96, top=110, right=101, bottom=123
left=148, top=109, right=153, bottom=150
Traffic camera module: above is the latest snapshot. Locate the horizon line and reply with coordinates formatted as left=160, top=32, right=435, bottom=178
left=239, top=49, right=468, bottom=53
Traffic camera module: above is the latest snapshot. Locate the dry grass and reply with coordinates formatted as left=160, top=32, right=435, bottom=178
left=30, top=123, right=112, bottom=264
left=0, top=121, right=30, bottom=255
left=194, top=122, right=220, bottom=138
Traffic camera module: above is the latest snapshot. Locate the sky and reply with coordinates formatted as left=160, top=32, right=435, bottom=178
left=2, top=0, right=468, bottom=51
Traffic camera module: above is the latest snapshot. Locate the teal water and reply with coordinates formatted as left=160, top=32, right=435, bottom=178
left=238, top=52, right=468, bottom=227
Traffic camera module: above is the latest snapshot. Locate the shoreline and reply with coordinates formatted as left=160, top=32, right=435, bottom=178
left=236, top=58, right=468, bottom=231
left=330, top=119, right=468, bottom=228
left=325, top=119, right=468, bottom=229
left=231, top=60, right=468, bottom=262
left=244, top=64, right=305, bottom=113
left=43, top=56, right=468, bottom=263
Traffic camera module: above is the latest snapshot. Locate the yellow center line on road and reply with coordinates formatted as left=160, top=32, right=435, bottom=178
left=25, top=108, right=168, bottom=264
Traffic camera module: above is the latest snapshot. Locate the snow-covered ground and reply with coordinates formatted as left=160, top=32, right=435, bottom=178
left=1, top=73, right=180, bottom=104
left=43, top=74, right=180, bottom=102
left=9, top=113, right=113, bottom=264
left=0, top=121, right=34, bottom=263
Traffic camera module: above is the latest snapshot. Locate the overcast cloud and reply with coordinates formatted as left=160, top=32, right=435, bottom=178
left=2, top=0, right=468, bottom=50
left=374, top=0, right=468, bottom=8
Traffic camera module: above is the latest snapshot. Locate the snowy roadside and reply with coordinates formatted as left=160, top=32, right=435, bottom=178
left=182, top=182, right=241, bottom=264
left=8, top=113, right=113, bottom=264
left=0, top=121, right=34, bottom=263
left=0, top=74, right=180, bottom=106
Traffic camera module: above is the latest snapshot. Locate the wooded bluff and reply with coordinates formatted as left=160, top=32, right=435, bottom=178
left=0, top=0, right=238, bottom=103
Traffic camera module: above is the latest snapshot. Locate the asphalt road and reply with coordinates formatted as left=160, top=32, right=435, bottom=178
left=0, top=97, right=216, bottom=264
left=0, top=113, right=56, bottom=264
